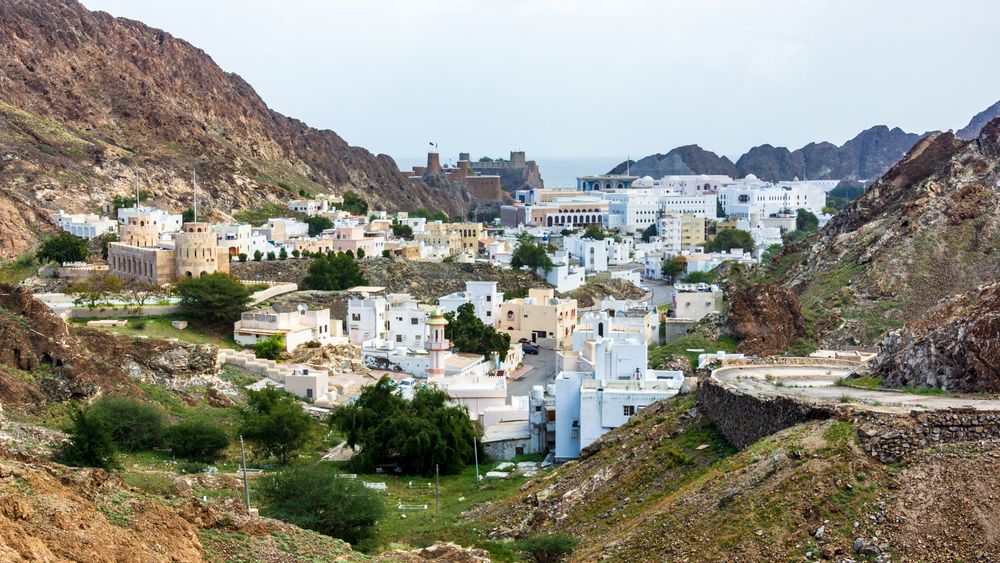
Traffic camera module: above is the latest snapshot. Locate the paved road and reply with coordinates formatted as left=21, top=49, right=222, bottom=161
left=508, top=347, right=558, bottom=398
left=714, top=364, right=1000, bottom=413
left=645, top=280, right=674, bottom=310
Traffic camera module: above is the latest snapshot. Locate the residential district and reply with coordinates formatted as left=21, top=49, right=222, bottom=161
left=33, top=150, right=848, bottom=462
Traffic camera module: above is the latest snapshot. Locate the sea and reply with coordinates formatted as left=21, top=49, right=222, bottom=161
left=393, top=155, right=624, bottom=190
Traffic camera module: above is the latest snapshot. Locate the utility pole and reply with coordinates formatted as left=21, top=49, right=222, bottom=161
left=434, top=464, right=440, bottom=516
left=133, top=168, right=141, bottom=210
left=239, top=435, right=251, bottom=512
left=192, top=166, right=198, bottom=222
left=473, top=437, right=480, bottom=487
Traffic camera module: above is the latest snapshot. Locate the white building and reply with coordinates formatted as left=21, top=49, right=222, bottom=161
left=253, top=218, right=310, bottom=245
left=233, top=305, right=345, bottom=352
left=576, top=308, right=659, bottom=346
left=284, top=365, right=331, bottom=403
left=719, top=177, right=826, bottom=219
left=563, top=235, right=609, bottom=273
left=212, top=222, right=275, bottom=259
left=51, top=211, right=118, bottom=239
left=116, top=206, right=182, bottom=236
left=683, top=249, right=757, bottom=273
left=347, top=290, right=389, bottom=344
left=672, top=283, right=724, bottom=322
left=438, top=281, right=505, bottom=326
left=603, top=189, right=717, bottom=234
left=386, top=294, right=432, bottom=350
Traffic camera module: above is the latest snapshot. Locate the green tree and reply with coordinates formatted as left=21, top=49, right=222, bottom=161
left=174, top=273, right=252, bottom=327
left=510, top=233, right=554, bottom=273
left=408, top=208, right=448, bottom=222
left=330, top=377, right=482, bottom=476
left=239, top=387, right=318, bottom=465
left=112, top=190, right=152, bottom=213
left=761, top=243, right=783, bottom=263
left=356, top=248, right=365, bottom=260
left=59, top=407, right=119, bottom=470
left=258, top=464, right=384, bottom=543
left=305, top=216, right=334, bottom=236
left=683, top=270, right=716, bottom=284
left=164, top=420, right=229, bottom=462
left=795, top=208, right=819, bottom=232
left=519, top=533, right=579, bottom=563
left=182, top=208, right=195, bottom=222
left=340, top=191, right=369, bottom=216
left=37, top=232, right=90, bottom=265
left=254, top=335, right=284, bottom=360
left=301, top=253, right=367, bottom=291
left=66, top=273, right=124, bottom=308
left=660, top=256, right=686, bottom=284
left=782, top=229, right=810, bottom=246
left=640, top=223, right=658, bottom=243
left=122, top=278, right=164, bottom=313
left=381, top=249, right=391, bottom=258
left=703, top=229, right=754, bottom=253
left=582, top=224, right=605, bottom=240
left=89, top=397, right=166, bottom=452
left=238, top=253, right=248, bottom=262
left=391, top=223, right=414, bottom=239
left=444, top=303, right=511, bottom=362
left=279, top=247, right=288, bottom=260
left=253, top=250, right=263, bottom=261
left=266, top=251, right=277, bottom=261
left=716, top=200, right=726, bottom=218
left=95, top=232, right=119, bottom=260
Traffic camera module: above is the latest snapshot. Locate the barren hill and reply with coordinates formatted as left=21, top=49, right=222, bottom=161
left=0, top=0, right=471, bottom=259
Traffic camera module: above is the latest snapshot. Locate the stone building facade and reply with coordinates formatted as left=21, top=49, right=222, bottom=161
left=108, top=220, right=230, bottom=286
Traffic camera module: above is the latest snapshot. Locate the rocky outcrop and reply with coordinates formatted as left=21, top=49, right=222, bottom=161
left=610, top=126, right=926, bottom=182
left=0, top=0, right=470, bottom=259
left=873, top=283, right=1000, bottom=392
left=761, top=117, right=1000, bottom=346
left=957, top=99, right=1000, bottom=140
left=73, top=328, right=219, bottom=391
left=727, top=284, right=806, bottom=355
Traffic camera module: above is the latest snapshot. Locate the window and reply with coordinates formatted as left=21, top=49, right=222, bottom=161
left=515, top=446, right=525, bottom=456
left=395, top=335, right=403, bottom=343
left=623, top=405, right=636, bottom=417
left=411, top=318, right=418, bottom=325
left=352, top=313, right=361, bottom=321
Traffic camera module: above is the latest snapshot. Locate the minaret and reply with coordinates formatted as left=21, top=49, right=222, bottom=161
left=426, top=309, right=449, bottom=377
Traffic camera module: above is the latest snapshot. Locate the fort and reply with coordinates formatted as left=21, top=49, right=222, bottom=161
left=107, top=219, right=230, bottom=286
left=401, top=150, right=544, bottom=201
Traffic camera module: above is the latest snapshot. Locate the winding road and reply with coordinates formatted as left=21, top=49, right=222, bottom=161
left=713, top=364, right=1000, bottom=412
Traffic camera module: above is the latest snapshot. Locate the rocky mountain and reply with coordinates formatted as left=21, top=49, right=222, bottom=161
left=754, top=117, right=1000, bottom=347
left=611, top=126, right=925, bottom=182
left=608, top=145, right=737, bottom=177
left=957, top=99, right=1000, bottom=140
left=0, top=0, right=471, bottom=259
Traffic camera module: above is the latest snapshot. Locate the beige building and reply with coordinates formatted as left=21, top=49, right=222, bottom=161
left=108, top=220, right=230, bottom=286
left=681, top=215, right=706, bottom=247
left=497, top=288, right=577, bottom=349
left=451, top=222, right=485, bottom=254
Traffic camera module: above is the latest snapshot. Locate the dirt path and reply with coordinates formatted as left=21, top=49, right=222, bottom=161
left=713, top=364, right=1000, bottom=412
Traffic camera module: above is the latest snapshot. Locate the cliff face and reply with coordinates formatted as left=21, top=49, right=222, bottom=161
left=612, top=126, right=925, bottom=182
left=757, top=117, right=1000, bottom=347
left=0, top=0, right=470, bottom=259
left=727, top=284, right=806, bottom=356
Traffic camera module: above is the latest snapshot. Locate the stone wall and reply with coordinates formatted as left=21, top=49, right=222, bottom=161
left=697, top=376, right=835, bottom=449
left=851, top=408, right=1000, bottom=463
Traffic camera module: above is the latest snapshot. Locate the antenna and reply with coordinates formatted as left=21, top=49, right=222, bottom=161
left=192, top=166, right=198, bottom=222
left=134, top=168, right=140, bottom=210
left=626, top=156, right=630, bottom=177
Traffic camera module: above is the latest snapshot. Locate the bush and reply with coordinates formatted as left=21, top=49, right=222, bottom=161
left=174, top=273, right=252, bottom=327
left=279, top=247, right=288, bottom=260
left=238, top=253, right=248, bottom=262
left=258, top=464, right=384, bottom=543
left=89, top=397, right=166, bottom=452
left=291, top=249, right=300, bottom=259
left=240, top=387, right=318, bottom=465
left=302, top=252, right=367, bottom=291
left=177, top=461, right=208, bottom=474
left=266, top=251, right=277, bottom=261
left=164, top=420, right=230, bottom=462
left=131, top=319, right=147, bottom=330
left=703, top=229, right=754, bottom=253
left=37, top=232, right=90, bottom=265
left=254, top=250, right=263, bottom=261
left=254, top=335, right=284, bottom=360
left=795, top=208, right=819, bottom=232
left=59, top=407, right=118, bottom=470
left=519, top=533, right=579, bottom=563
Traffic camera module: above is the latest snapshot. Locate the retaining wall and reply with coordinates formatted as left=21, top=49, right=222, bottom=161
left=851, top=408, right=1000, bottom=463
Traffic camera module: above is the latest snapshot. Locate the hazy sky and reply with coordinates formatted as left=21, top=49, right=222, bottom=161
left=81, top=0, right=1000, bottom=161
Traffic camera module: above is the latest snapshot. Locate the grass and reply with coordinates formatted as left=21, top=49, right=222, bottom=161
left=0, top=252, right=38, bottom=285
left=71, top=314, right=237, bottom=347
left=649, top=333, right=739, bottom=371
left=234, top=203, right=307, bottom=227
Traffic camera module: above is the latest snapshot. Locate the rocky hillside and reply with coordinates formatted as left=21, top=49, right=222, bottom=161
left=469, top=395, right=1000, bottom=561
left=752, top=117, right=1000, bottom=347
left=0, top=0, right=471, bottom=259
left=611, top=126, right=925, bottom=182
left=957, top=99, right=1000, bottom=140
left=873, top=281, right=1000, bottom=392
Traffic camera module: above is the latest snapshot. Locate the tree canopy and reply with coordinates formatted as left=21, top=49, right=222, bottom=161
left=510, top=233, right=554, bottom=273
left=37, top=232, right=90, bottom=265
left=305, top=216, right=334, bottom=236
left=704, top=229, right=755, bottom=253
left=174, top=273, right=252, bottom=327
left=391, top=223, right=414, bottom=239
left=660, top=256, right=686, bottom=283
left=795, top=208, right=819, bottom=232
left=301, top=252, right=368, bottom=291
left=444, top=302, right=511, bottom=362
left=330, top=376, right=482, bottom=475
left=640, top=223, right=658, bottom=243
left=340, top=191, right=369, bottom=216
left=239, top=387, right=318, bottom=465
left=582, top=224, right=606, bottom=240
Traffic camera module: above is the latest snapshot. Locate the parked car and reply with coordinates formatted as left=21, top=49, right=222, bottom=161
left=518, top=337, right=531, bottom=344
left=522, top=343, right=540, bottom=355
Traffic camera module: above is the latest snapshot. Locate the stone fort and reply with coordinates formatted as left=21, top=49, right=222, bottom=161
left=107, top=217, right=229, bottom=286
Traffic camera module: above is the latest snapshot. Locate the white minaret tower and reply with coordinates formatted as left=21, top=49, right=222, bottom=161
left=426, top=309, right=449, bottom=378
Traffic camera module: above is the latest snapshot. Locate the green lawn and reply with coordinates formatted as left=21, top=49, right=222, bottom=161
left=72, top=315, right=237, bottom=348
left=649, top=333, right=738, bottom=371
left=0, top=253, right=37, bottom=285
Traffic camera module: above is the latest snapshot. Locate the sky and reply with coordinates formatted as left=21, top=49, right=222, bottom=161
left=81, top=0, right=1000, bottom=162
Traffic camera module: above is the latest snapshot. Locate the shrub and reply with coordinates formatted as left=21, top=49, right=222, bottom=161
left=518, top=533, right=579, bottom=563
left=174, top=273, right=252, bottom=327
left=254, top=250, right=263, bottom=261
left=258, top=464, right=384, bottom=543
left=254, top=335, right=284, bottom=360
left=89, top=397, right=166, bottom=452
left=177, top=461, right=208, bottom=474
left=238, top=253, right=248, bottom=262
left=278, top=247, right=288, bottom=260
left=301, top=252, right=367, bottom=291
left=164, top=420, right=230, bottom=462
left=266, top=251, right=276, bottom=261
left=291, top=249, right=300, bottom=259
left=59, top=408, right=118, bottom=470
left=240, top=387, right=318, bottom=465
left=131, top=319, right=147, bottom=330
left=37, top=232, right=90, bottom=265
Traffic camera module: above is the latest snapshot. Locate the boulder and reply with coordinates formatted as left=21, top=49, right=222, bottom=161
left=727, top=284, right=806, bottom=356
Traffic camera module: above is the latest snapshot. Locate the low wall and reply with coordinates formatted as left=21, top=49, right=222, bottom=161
left=851, top=408, right=1000, bottom=463
left=697, top=376, right=835, bottom=449
left=246, top=282, right=298, bottom=305
left=63, top=305, right=181, bottom=319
